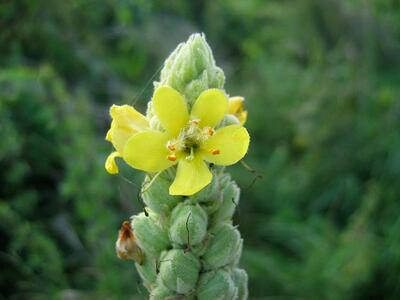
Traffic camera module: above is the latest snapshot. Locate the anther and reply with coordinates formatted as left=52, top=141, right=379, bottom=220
left=167, top=154, right=177, bottom=161
left=190, top=119, right=200, bottom=125
left=207, top=127, right=214, bottom=136
left=211, top=149, right=220, bottom=155
left=167, top=144, right=176, bottom=151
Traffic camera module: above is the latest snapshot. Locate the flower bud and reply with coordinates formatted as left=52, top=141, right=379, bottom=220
left=233, top=239, right=243, bottom=266
left=156, top=33, right=225, bottom=106
left=196, top=269, right=237, bottom=300
left=159, top=249, right=201, bottom=294
left=135, top=255, right=157, bottom=289
left=149, top=283, right=174, bottom=300
left=115, top=221, right=144, bottom=264
left=232, top=268, right=249, bottom=300
left=212, top=181, right=240, bottom=224
left=221, top=114, right=241, bottom=127
left=188, top=172, right=220, bottom=203
left=169, top=203, right=208, bottom=246
left=142, top=173, right=182, bottom=215
left=131, top=212, right=170, bottom=256
left=202, top=223, right=242, bottom=270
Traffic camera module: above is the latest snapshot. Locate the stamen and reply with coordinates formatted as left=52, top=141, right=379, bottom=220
left=211, top=149, right=220, bottom=155
left=167, top=144, right=176, bottom=151
left=207, top=127, right=214, bottom=136
left=190, top=119, right=200, bottom=125
left=167, top=154, right=177, bottom=161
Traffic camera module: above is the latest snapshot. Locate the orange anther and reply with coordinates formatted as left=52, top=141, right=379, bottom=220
left=211, top=149, right=220, bottom=155
left=207, top=127, right=214, bottom=136
left=167, top=154, right=177, bottom=161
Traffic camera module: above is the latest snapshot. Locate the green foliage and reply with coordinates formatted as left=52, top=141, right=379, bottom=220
left=1, top=0, right=400, bottom=299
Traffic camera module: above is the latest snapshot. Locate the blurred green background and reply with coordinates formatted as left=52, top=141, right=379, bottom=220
left=1, top=0, right=400, bottom=299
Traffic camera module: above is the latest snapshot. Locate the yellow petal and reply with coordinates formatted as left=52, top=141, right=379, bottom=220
left=123, top=131, right=175, bottom=173
left=105, top=152, right=121, bottom=174
left=229, top=96, right=247, bottom=125
left=202, top=125, right=250, bottom=166
left=191, top=89, right=228, bottom=128
left=107, top=105, right=149, bottom=153
left=107, top=121, right=134, bottom=154
left=110, top=104, right=149, bottom=131
left=228, top=96, right=244, bottom=114
left=106, top=128, right=112, bottom=142
left=153, top=86, right=189, bottom=135
left=169, top=156, right=212, bottom=196
left=238, top=111, right=248, bottom=125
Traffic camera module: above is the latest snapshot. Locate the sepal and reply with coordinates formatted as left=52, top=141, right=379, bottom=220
left=169, top=203, right=208, bottom=246
left=158, top=249, right=201, bottom=294
left=196, top=269, right=238, bottom=300
left=202, top=223, right=242, bottom=270
left=131, top=212, right=170, bottom=256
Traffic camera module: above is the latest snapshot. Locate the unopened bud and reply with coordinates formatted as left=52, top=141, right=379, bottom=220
left=135, top=255, right=158, bottom=290
left=202, top=223, right=242, bottom=270
left=220, top=114, right=241, bottom=127
left=159, top=249, right=201, bottom=294
left=115, top=221, right=144, bottom=265
left=196, top=269, right=237, bottom=300
left=156, top=33, right=225, bottom=107
left=211, top=181, right=240, bottom=224
left=232, top=268, right=249, bottom=300
left=142, top=173, right=182, bottom=215
left=169, top=203, right=208, bottom=247
left=149, top=283, right=174, bottom=300
left=188, top=171, right=220, bottom=203
left=131, top=213, right=170, bottom=256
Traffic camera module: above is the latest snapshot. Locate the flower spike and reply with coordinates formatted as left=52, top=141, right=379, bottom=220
left=106, top=33, right=249, bottom=299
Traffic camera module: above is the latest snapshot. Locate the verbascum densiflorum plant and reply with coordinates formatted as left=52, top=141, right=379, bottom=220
left=107, top=33, right=249, bottom=299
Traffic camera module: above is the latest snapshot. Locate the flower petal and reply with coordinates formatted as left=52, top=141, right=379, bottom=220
left=169, top=156, right=212, bottom=196
left=237, top=111, right=248, bottom=125
left=228, top=96, right=247, bottom=125
left=107, top=105, right=149, bottom=153
left=105, top=151, right=121, bottom=174
left=153, top=86, right=189, bottom=135
left=202, top=125, right=250, bottom=166
left=228, top=96, right=244, bottom=114
left=110, top=104, right=149, bottom=131
left=191, top=89, right=228, bottom=128
left=106, top=121, right=133, bottom=154
left=123, top=131, right=175, bottom=173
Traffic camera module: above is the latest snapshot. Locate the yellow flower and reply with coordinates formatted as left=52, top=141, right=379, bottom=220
left=228, top=96, right=247, bottom=125
left=122, top=86, right=250, bottom=196
left=105, top=104, right=149, bottom=174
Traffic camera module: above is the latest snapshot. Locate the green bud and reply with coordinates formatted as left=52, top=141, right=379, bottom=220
left=169, top=203, right=208, bottom=246
left=135, top=255, right=158, bottom=290
left=232, top=268, right=249, bottom=300
left=218, top=173, right=232, bottom=189
left=212, top=181, right=240, bottom=224
left=202, top=223, right=242, bottom=270
left=131, top=212, right=170, bottom=256
left=221, top=114, right=241, bottom=127
left=150, top=283, right=174, bottom=300
left=142, top=173, right=182, bottom=215
left=159, top=249, right=201, bottom=294
left=188, top=170, right=220, bottom=203
left=156, top=33, right=225, bottom=106
left=233, top=239, right=243, bottom=267
left=196, top=269, right=238, bottom=300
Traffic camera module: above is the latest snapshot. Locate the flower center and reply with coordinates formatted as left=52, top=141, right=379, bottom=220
left=166, top=119, right=217, bottom=161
